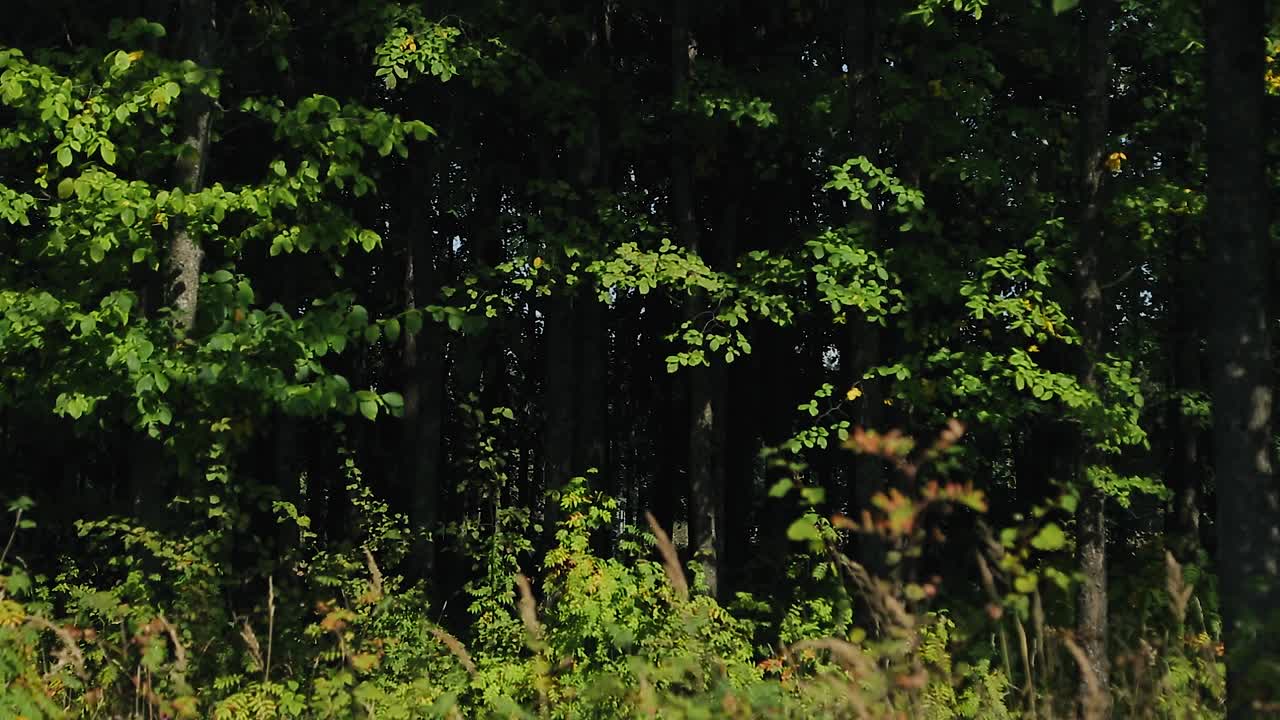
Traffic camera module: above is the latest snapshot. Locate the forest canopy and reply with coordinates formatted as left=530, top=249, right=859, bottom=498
left=1, top=0, right=1278, bottom=717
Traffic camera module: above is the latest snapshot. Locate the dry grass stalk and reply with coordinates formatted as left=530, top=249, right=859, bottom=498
left=787, top=653, right=874, bottom=720
left=240, top=619, right=264, bottom=673
left=363, top=546, right=385, bottom=602
left=645, top=511, right=689, bottom=601
left=1061, top=631, right=1107, bottom=720
left=25, top=615, right=88, bottom=681
left=1163, top=551, right=1194, bottom=625
left=156, top=614, right=187, bottom=673
left=429, top=626, right=477, bottom=675
left=831, top=551, right=913, bottom=632
left=1012, top=612, right=1037, bottom=717
left=514, top=573, right=544, bottom=645
left=791, top=638, right=876, bottom=677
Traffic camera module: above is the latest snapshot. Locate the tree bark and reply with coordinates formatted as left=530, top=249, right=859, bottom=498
left=542, top=0, right=613, bottom=524
left=1164, top=226, right=1206, bottom=564
left=671, top=0, right=725, bottom=598
left=1205, top=0, right=1279, bottom=714
left=572, top=0, right=611, bottom=483
left=1073, top=1, right=1113, bottom=716
left=128, top=0, right=214, bottom=515
left=543, top=292, right=577, bottom=491
left=401, top=185, right=446, bottom=581
left=165, top=0, right=213, bottom=333
left=843, top=0, right=887, bottom=577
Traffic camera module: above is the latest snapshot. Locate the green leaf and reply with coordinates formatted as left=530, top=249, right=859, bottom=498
left=1030, top=523, right=1067, bottom=551
left=4, top=568, right=32, bottom=596
left=1059, top=493, right=1079, bottom=513
left=56, top=178, right=74, bottom=199
left=1052, top=0, right=1080, bottom=14
left=100, top=141, right=116, bottom=165
left=404, top=310, right=423, bottom=335
left=786, top=516, right=822, bottom=542
left=57, top=146, right=72, bottom=167
left=383, top=318, right=401, bottom=343
left=1014, top=574, right=1038, bottom=594
left=768, top=479, right=793, bottom=498
left=359, top=398, right=379, bottom=420
left=381, top=392, right=404, bottom=409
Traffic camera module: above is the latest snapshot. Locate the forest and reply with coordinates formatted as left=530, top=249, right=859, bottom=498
left=0, top=0, right=1277, bottom=717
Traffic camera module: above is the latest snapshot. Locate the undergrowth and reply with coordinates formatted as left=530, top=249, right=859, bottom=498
left=0, top=440, right=1224, bottom=719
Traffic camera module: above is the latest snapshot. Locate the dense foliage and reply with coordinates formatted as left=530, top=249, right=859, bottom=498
left=0, top=0, right=1276, bottom=717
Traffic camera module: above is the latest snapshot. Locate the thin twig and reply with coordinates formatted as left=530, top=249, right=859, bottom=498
left=0, top=508, right=21, bottom=571
left=265, top=576, right=275, bottom=683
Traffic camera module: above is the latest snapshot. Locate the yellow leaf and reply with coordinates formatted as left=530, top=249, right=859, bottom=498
left=127, top=50, right=144, bottom=62
left=0, top=599, right=25, bottom=627
left=846, top=387, right=863, bottom=401
left=533, top=256, right=543, bottom=268
left=1028, top=344, right=1039, bottom=353
left=1105, top=151, right=1127, bottom=173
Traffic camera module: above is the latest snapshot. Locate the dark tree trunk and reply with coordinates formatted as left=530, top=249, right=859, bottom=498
left=543, top=292, right=577, bottom=511
left=575, top=298, right=608, bottom=477
left=572, top=0, right=611, bottom=484
left=671, top=0, right=725, bottom=598
left=717, top=166, right=746, bottom=596
left=128, top=0, right=215, bottom=516
left=1164, top=227, right=1206, bottom=564
left=401, top=196, right=446, bottom=581
left=1073, top=1, right=1113, bottom=716
left=843, top=0, right=888, bottom=577
left=165, top=0, right=213, bottom=334
left=1205, top=0, right=1279, bottom=714
left=543, top=0, right=613, bottom=521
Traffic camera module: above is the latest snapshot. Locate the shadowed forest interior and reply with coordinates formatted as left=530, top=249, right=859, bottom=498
left=1, top=0, right=1279, bottom=717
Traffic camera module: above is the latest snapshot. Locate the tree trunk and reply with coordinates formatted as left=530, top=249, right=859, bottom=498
left=129, top=0, right=214, bottom=516
left=543, top=291, right=577, bottom=513
left=401, top=195, right=446, bottom=581
left=671, top=0, right=725, bottom=598
left=572, top=0, right=611, bottom=484
left=1205, top=0, right=1279, bottom=714
left=1073, top=1, right=1113, bottom=716
left=1164, top=227, right=1206, bottom=564
left=575, top=297, right=608, bottom=476
left=843, top=0, right=887, bottom=577
left=165, top=0, right=213, bottom=333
